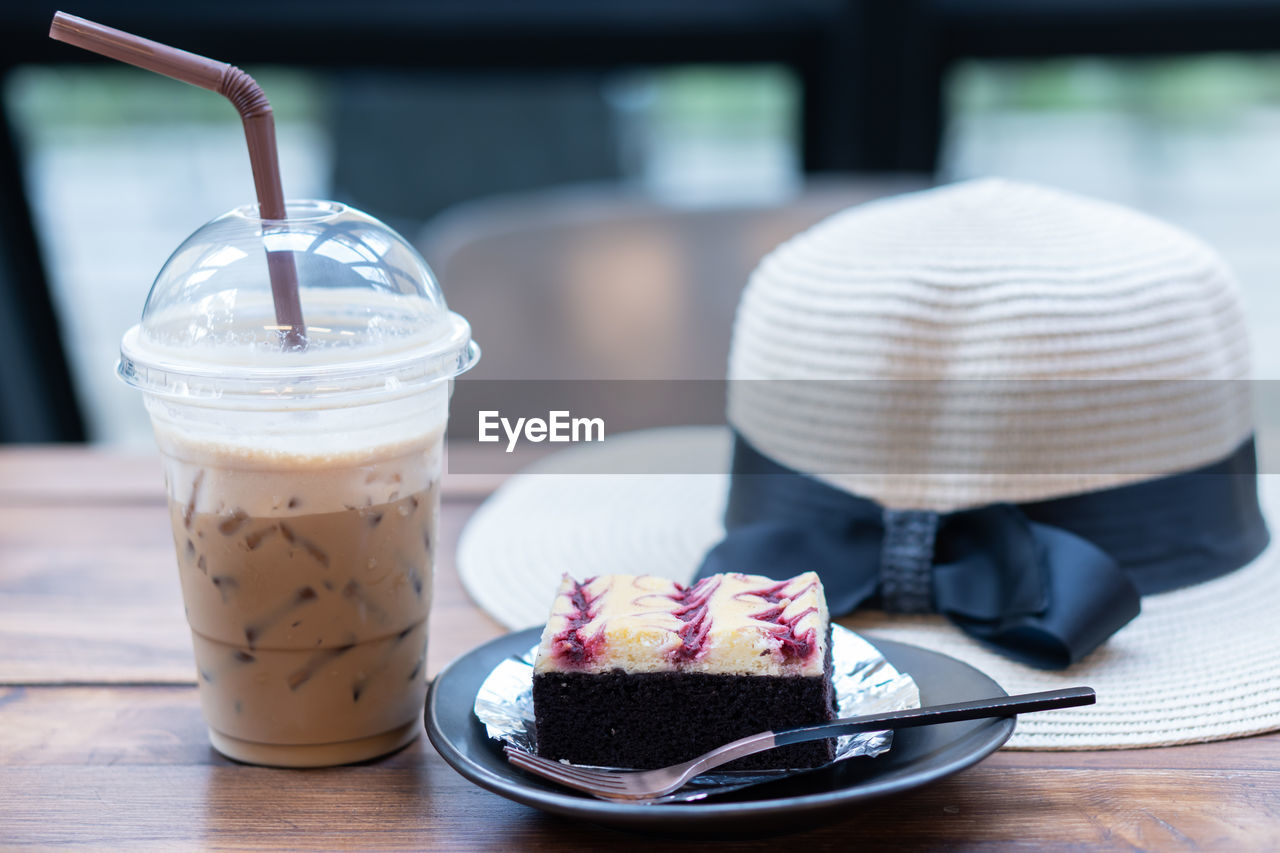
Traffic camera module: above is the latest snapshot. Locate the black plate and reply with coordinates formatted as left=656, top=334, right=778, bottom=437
left=425, top=628, right=1014, bottom=835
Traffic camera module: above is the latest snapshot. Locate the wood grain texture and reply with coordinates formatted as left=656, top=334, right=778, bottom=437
left=0, top=503, right=191, bottom=683
left=3, top=448, right=1280, bottom=851
left=0, top=446, right=165, bottom=504
left=1, top=687, right=1278, bottom=850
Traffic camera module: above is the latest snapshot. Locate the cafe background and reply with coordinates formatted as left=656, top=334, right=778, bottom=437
left=5, top=0, right=1280, bottom=448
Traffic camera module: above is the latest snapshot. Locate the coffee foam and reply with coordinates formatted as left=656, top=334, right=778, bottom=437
left=156, top=425, right=443, bottom=517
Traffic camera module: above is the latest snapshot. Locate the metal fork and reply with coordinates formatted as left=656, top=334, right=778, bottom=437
left=505, top=686, right=1095, bottom=801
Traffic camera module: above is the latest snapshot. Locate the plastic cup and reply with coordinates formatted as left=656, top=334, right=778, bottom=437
left=118, top=200, right=478, bottom=766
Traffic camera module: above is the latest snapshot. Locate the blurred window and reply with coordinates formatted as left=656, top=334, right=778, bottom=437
left=944, top=55, right=1280, bottom=376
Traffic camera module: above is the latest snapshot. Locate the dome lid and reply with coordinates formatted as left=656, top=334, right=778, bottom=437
left=119, top=199, right=478, bottom=403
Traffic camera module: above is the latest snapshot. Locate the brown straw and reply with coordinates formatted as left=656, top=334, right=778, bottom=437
left=49, top=11, right=307, bottom=349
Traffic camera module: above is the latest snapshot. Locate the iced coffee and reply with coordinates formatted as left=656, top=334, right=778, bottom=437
left=51, top=13, right=478, bottom=768
left=118, top=200, right=478, bottom=766
left=158, top=431, right=441, bottom=765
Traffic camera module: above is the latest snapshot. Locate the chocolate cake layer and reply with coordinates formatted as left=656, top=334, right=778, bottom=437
left=532, top=668, right=836, bottom=770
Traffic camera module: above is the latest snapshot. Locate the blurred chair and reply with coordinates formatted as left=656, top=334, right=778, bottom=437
left=417, top=177, right=927, bottom=381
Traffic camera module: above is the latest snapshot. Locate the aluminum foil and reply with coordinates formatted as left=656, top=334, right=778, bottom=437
left=473, top=625, right=920, bottom=803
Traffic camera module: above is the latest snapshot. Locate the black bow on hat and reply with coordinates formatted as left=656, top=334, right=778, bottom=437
left=695, top=435, right=1268, bottom=669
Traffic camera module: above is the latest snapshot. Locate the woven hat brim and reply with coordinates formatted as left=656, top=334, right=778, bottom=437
left=455, top=426, right=1280, bottom=750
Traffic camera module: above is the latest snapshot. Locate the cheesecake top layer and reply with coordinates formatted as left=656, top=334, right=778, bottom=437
left=533, top=572, right=829, bottom=677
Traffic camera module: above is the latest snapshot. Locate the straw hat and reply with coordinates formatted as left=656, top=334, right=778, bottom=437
left=457, top=179, right=1280, bottom=749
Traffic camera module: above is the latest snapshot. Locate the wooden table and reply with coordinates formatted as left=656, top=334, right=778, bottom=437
left=2, top=447, right=1278, bottom=851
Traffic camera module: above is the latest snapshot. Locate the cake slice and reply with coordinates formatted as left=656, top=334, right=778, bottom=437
left=531, top=571, right=836, bottom=769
